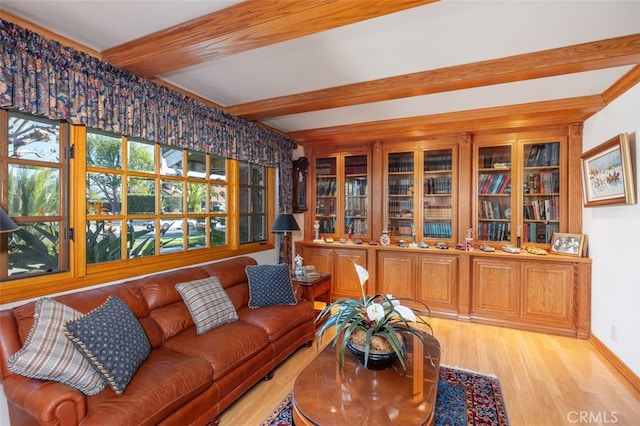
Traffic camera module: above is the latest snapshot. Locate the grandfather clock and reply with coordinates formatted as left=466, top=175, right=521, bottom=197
left=292, top=157, right=309, bottom=213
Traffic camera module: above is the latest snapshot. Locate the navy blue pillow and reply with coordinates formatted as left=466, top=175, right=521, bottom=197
left=63, top=296, right=151, bottom=395
left=246, top=264, right=297, bottom=308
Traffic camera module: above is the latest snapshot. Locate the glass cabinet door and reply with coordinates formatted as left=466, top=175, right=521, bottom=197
left=522, top=141, right=560, bottom=244
left=315, top=157, right=337, bottom=235
left=423, top=148, right=454, bottom=240
left=477, top=145, right=512, bottom=242
left=344, top=154, right=368, bottom=236
left=387, top=152, right=415, bottom=238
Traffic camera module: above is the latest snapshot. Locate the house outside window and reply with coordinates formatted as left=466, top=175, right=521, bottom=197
left=86, top=130, right=230, bottom=265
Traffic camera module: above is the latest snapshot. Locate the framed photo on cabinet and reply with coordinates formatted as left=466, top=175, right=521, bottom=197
left=580, top=133, right=636, bottom=207
left=550, top=232, right=585, bottom=257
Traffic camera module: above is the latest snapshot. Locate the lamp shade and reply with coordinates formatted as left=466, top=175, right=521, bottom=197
left=271, top=213, right=300, bottom=232
left=0, top=207, right=19, bottom=233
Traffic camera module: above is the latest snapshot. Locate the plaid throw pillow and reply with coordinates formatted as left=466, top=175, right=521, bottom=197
left=176, top=276, right=239, bottom=335
left=8, top=298, right=106, bottom=395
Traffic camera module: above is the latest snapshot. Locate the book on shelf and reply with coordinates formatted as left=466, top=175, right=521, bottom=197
left=526, top=143, right=560, bottom=167
left=493, top=162, right=510, bottom=169
left=498, top=175, right=511, bottom=194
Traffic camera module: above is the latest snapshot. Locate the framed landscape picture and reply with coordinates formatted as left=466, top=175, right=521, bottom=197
left=580, top=133, right=636, bottom=207
left=550, top=233, right=585, bottom=257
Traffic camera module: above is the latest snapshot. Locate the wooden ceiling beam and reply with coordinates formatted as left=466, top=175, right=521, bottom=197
left=102, top=0, right=437, bottom=77
left=229, top=34, right=640, bottom=120
left=289, top=96, right=606, bottom=146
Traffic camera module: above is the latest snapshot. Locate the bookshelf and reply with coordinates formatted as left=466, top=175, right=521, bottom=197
left=522, top=142, right=561, bottom=244
left=387, top=151, right=415, bottom=238
left=300, top=126, right=587, bottom=339
left=476, top=145, right=512, bottom=242
left=344, top=154, right=368, bottom=236
left=311, top=151, right=370, bottom=239
left=474, top=135, right=566, bottom=247
left=315, top=157, right=337, bottom=234
left=423, top=148, right=456, bottom=240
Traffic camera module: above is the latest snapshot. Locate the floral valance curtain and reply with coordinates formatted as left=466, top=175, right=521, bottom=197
left=0, top=18, right=295, bottom=211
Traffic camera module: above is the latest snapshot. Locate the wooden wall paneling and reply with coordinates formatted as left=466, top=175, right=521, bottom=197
left=416, top=253, right=458, bottom=316
left=521, top=261, right=574, bottom=326
left=457, top=254, right=472, bottom=321
left=297, top=245, right=334, bottom=278
left=377, top=251, right=416, bottom=298
left=471, top=258, right=520, bottom=318
left=575, top=261, right=592, bottom=339
left=567, top=123, right=584, bottom=234
left=333, top=248, right=367, bottom=299
left=371, top=141, right=384, bottom=240
left=457, top=133, right=472, bottom=242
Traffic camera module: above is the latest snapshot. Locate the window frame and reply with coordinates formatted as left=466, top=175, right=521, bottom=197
left=239, top=161, right=271, bottom=244
left=0, top=110, right=71, bottom=285
left=0, top=115, right=278, bottom=304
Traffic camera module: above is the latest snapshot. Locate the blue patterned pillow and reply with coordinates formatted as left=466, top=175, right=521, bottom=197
left=63, top=296, right=151, bottom=395
left=8, top=298, right=106, bottom=395
left=246, top=264, right=297, bottom=308
left=176, top=276, right=239, bottom=335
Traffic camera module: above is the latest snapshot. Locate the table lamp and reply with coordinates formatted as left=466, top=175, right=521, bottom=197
left=0, top=207, right=18, bottom=233
left=271, top=213, right=300, bottom=267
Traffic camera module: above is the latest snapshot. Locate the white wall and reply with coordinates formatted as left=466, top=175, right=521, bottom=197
left=583, top=82, right=640, bottom=376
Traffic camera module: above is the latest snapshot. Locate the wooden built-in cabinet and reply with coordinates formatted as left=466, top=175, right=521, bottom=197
left=297, top=244, right=368, bottom=300
left=296, top=241, right=591, bottom=338
left=383, top=139, right=459, bottom=243
left=474, top=130, right=568, bottom=246
left=298, top=125, right=590, bottom=338
left=312, top=151, right=371, bottom=239
left=376, top=251, right=458, bottom=316
left=471, top=256, right=586, bottom=336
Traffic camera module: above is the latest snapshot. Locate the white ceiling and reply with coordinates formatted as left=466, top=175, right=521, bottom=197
left=2, top=0, right=640, bottom=140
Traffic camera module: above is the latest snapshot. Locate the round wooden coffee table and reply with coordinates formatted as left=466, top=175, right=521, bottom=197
left=293, top=332, right=441, bottom=425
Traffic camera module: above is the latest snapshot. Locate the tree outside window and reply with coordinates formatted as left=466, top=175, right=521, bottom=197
left=1, top=112, right=68, bottom=280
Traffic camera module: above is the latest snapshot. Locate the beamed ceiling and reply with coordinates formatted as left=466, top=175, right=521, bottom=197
left=2, top=0, right=640, bottom=147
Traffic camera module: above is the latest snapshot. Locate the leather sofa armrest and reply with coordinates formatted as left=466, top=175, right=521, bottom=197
left=292, top=283, right=304, bottom=300
left=3, top=374, right=86, bottom=426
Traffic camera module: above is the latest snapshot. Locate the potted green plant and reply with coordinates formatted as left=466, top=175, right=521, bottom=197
left=315, top=261, right=438, bottom=370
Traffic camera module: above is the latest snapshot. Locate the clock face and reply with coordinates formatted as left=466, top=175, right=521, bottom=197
left=504, top=208, right=511, bottom=219
left=380, top=232, right=391, bottom=246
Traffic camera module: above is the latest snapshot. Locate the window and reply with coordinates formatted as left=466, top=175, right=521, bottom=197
left=239, top=161, right=268, bottom=243
left=1, top=111, right=274, bottom=302
left=1, top=111, right=69, bottom=281
left=85, top=129, right=229, bottom=265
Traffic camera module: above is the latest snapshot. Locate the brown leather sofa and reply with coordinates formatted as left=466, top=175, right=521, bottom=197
left=0, top=256, right=316, bottom=425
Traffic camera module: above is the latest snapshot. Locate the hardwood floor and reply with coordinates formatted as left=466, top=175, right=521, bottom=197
left=219, top=318, right=640, bottom=425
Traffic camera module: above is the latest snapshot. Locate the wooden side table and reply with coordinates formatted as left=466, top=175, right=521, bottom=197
left=291, top=272, right=331, bottom=314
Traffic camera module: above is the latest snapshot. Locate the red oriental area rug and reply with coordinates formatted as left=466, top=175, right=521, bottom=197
left=261, top=366, right=509, bottom=426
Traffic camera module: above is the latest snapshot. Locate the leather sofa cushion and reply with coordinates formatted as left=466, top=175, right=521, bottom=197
left=11, top=284, right=148, bottom=344
left=163, top=321, right=269, bottom=381
left=238, top=300, right=315, bottom=342
left=149, top=301, right=194, bottom=341
left=84, top=349, right=213, bottom=425
left=137, top=267, right=209, bottom=311
left=200, top=257, right=256, bottom=289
